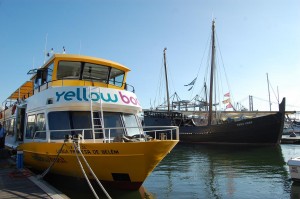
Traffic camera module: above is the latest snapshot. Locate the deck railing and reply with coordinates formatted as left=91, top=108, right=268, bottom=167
left=32, top=126, right=179, bottom=143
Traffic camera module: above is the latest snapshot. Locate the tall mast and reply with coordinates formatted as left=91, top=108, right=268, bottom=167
left=204, top=81, right=208, bottom=111
left=208, top=20, right=216, bottom=126
left=266, top=73, right=271, bottom=111
left=163, top=48, right=170, bottom=112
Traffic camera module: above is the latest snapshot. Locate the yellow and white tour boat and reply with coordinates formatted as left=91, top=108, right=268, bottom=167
left=0, top=54, right=179, bottom=190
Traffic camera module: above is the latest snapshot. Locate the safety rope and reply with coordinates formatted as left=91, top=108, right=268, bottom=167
left=73, top=141, right=112, bottom=199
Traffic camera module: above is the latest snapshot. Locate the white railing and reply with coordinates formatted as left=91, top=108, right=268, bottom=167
left=32, top=126, right=179, bottom=143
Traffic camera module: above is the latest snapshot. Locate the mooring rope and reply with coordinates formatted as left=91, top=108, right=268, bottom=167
left=75, top=142, right=111, bottom=199
left=73, top=141, right=112, bottom=199
left=38, top=142, right=66, bottom=179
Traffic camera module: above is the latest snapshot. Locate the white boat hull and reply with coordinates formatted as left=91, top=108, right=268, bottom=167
left=288, top=157, right=300, bottom=181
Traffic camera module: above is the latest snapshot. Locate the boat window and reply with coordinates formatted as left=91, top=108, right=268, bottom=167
left=35, top=113, right=46, bottom=139
left=48, top=111, right=93, bottom=140
left=5, top=120, right=10, bottom=135
left=56, top=61, right=125, bottom=87
left=82, top=63, right=109, bottom=82
left=103, top=112, right=124, bottom=137
left=109, top=68, right=124, bottom=87
left=57, top=61, right=81, bottom=80
left=71, top=111, right=93, bottom=139
left=46, top=63, right=54, bottom=82
left=123, top=114, right=141, bottom=136
left=6, top=119, right=15, bottom=136
left=26, top=115, right=36, bottom=139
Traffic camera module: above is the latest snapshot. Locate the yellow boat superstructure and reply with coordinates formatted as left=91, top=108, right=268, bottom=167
left=0, top=54, right=179, bottom=190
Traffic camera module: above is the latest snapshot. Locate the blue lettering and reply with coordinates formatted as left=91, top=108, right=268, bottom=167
left=76, top=88, right=82, bottom=101
left=91, top=92, right=100, bottom=101
left=101, top=93, right=118, bottom=102
left=56, top=91, right=65, bottom=102
left=83, top=88, right=89, bottom=101
left=64, top=91, right=75, bottom=101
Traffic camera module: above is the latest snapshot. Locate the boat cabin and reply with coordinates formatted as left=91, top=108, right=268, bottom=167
left=0, top=54, right=143, bottom=148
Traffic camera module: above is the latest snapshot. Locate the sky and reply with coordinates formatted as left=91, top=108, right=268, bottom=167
left=0, top=0, right=299, bottom=112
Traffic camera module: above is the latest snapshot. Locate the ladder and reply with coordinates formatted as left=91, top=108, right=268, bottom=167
left=89, top=87, right=105, bottom=142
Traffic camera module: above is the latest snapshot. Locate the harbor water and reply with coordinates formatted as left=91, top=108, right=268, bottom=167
left=44, top=144, right=300, bottom=199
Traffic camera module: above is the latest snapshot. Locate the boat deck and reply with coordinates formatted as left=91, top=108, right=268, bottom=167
left=0, top=149, right=69, bottom=199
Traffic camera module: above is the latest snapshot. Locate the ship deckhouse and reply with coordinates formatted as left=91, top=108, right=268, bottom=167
left=0, top=54, right=142, bottom=147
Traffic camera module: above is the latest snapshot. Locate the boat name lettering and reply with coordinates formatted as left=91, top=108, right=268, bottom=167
left=236, top=121, right=253, bottom=127
left=58, top=149, right=92, bottom=155
left=56, top=148, right=118, bottom=155
left=32, top=154, right=66, bottom=163
left=101, top=149, right=119, bottom=155
left=55, top=88, right=140, bottom=105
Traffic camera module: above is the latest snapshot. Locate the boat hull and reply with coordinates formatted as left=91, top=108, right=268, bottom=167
left=288, top=157, right=300, bottom=181
left=144, top=98, right=285, bottom=145
left=18, top=140, right=178, bottom=190
left=179, top=112, right=284, bottom=145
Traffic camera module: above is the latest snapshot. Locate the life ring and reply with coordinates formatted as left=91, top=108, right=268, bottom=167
left=12, top=105, right=16, bottom=115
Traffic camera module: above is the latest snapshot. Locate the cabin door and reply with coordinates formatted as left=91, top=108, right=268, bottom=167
left=16, top=107, right=26, bottom=141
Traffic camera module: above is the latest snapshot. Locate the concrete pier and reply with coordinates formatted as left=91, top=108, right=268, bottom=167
left=0, top=149, right=69, bottom=199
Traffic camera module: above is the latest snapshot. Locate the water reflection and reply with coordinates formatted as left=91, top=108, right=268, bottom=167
left=291, top=182, right=300, bottom=199
left=144, top=144, right=290, bottom=199
left=44, top=174, right=153, bottom=199
left=43, top=144, right=300, bottom=199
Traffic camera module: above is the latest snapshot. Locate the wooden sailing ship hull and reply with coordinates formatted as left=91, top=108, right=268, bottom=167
left=144, top=98, right=285, bottom=145
left=179, top=112, right=284, bottom=145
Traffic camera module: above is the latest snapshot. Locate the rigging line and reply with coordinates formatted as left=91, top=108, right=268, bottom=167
left=165, top=52, right=176, bottom=104
left=252, top=96, right=278, bottom=105
left=215, top=55, right=223, bottom=108
left=43, top=33, right=48, bottom=64
left=269, top=81, right=279, bottom=103
left=154, top=57, right=164, bottom=108
left=189, top=33, right=212, bottom=99
left=215, top=31, right=233, bottom=102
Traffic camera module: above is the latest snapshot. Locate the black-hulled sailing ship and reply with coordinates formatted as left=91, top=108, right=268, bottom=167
left=144, top=20, right=286, bottom=145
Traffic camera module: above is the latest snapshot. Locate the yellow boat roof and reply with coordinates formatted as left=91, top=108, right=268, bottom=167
left=9, top=81, right=33, bottom=100
left=44, top=54, right=130, bottom=72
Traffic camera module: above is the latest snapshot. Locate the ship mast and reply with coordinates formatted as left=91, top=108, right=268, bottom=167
left=163, top=47, right=170, bottom=112
left=208, top=20, right=216, bottom=126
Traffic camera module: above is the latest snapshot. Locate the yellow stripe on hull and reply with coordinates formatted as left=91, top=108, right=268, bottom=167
left=18, top=140, right=178, bottom=189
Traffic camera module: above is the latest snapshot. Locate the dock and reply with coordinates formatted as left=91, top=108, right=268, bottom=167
left=0, top=149, right=69, bottom=199
left=281, top=135, right=300, bottom=144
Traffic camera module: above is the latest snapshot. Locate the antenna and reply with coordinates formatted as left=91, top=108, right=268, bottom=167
left=43, top=33, right=48, bottom=64
left=47, top=48, right=54, bottom=57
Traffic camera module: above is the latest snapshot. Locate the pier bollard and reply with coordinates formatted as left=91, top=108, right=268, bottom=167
left=17, top=151, right=24, bottom=169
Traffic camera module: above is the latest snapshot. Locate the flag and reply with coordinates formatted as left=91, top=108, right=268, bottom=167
left=226, top=103, right=233, bottom=109
left=222, top=98, right=230, bottom=104
left=224, top=92, right=230, bottom=97
left=185, top=77, right=197, bottom=86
